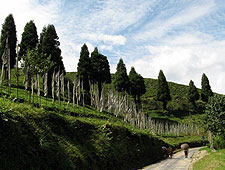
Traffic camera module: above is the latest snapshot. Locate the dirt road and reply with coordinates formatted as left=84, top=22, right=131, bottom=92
left=142, top=147, right=202, bottom=170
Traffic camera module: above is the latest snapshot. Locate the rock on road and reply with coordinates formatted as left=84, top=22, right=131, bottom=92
left=142, top=147, right=203, bottom=170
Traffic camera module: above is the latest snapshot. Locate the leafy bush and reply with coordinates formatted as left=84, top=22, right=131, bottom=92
left=166, top=100, right=190, bottom=117
left=214, top=135, right=225, bottom=149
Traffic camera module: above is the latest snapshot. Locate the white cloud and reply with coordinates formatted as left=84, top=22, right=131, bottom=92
left=99, top=45, right=113, bottom=51
left=127, top=33, right=225, bottom=93
left=80, top=33, right=126, bottom=45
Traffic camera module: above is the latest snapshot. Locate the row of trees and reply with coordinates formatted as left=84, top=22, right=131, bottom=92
left=156, top=70, right=213, bottom=110
left=77, top=42, right=213, bottom=110
left=1, top=14, right=214, bottom=111
left=0, top=14, right=65, bottom=96
left=113, top=58, right=146, bottom=104
left=113, top=59, right=213, bottom=110
left=77, top=44, right=111, bottom=104
left=77, top=44, right=146, bottom=106
left=188, top=73, right=213, bottom=107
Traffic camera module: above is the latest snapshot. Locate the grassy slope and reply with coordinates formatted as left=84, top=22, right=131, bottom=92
left=0, top=97, right=166, bottom=170
left=0, top=70, right=208, bottom=169
left=67, top=72, right=206, bottom=124
left=193, top=148, right=225, bottom=170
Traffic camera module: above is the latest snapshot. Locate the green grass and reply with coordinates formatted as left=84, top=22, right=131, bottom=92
left=193, top=148, right=225, bottom=170
left=0, top=95, right=166, bottom=170
left=0, top=69, right=210, bottom=169
left=161, top=135, right=206, bottom=148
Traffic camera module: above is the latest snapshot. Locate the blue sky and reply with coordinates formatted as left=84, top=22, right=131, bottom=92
left=1, top=0, right=225, bottom=93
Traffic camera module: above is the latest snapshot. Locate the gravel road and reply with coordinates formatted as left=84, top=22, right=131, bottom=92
left=141, top=147, right=203, bottom=170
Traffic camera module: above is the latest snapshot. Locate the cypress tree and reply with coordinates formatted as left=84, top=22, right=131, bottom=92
left=113, top=58, right=129, bottom=93
left=19, top=20, right=38, bottom=59
left=188, top=80, right=199, bottom=107
left=201, top=73, right=213, bottom=102
left=91, top=47, right=111, bottom=98
left=77, top=44, right=91, bottom=92
left=40, top=25, right=65, bottom=94
left=128, top=67, right=146, bottom=104
left=0, top=14, right=17, bottom=68
left=157, top=70, right=171, bottom=110
left=77, top=44, right=92, bottom=104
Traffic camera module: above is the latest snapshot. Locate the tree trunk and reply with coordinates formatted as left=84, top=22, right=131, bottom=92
left=98, top=82, right=102, bottom=101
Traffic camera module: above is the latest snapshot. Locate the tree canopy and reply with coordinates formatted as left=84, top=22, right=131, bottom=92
left=39, top=25, right=65, bottom=94
left=90, top=47, right=111, bottom=97
left=201, top=73, right=213, bottom=102
left=128, top=67, right=146, bottom=104
left=113, top=58, right=129, bottom=93
left=157, top=70, right=171, bottom=110
left=0, top=14, right=17, bottom=68
left=40, top=25, right=64, bottom=72
left=77, top=44, right=92, bottom=92
left=19, top=20, right=38, bottom=59
left=188, top=80, right=199, bottom=107
left=204, top=95, right=225, bottom=148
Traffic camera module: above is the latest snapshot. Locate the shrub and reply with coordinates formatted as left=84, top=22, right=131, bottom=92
left=214, top=135, right=225, bottom=149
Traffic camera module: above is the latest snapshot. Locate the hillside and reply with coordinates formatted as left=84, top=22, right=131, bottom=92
left=0, top=97, right=166, bottom=170
left=67, top=72, right=206, bottom=118
left=0, top=70, right=207, bottom=169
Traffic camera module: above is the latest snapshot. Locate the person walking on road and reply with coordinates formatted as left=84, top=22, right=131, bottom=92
left=168, top=147, right=173, bottom=158
left=181, top=143, right=189, bottom=158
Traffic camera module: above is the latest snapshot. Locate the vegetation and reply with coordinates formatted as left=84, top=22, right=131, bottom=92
left=0, top=14, right=17, bottom=68
left=162, top=135, right=205, bottom=149
left=40, top=24, right=65, bottom=94
left=0, top=68, right=209, bottom=169
left=0, top=96, right=165, bottom=170
left=77, top=44, right=92, bottom=93
left=204, top=95, right=225, bottom=149
left=128, top=67, right=146, bottom=104
left=1, top=12, right=222, bottom=170
left=201, top=73, right=213, bottom=102
left=193, top=148, right=225, bottom=170
left=113, top=58, right=129, bottom=93
left=188, top=80, right=200, bottom=108
left=157, top=70, right=171, bottom=110
left=19, top=20, right=38, bottom=59
left=90, top=47, right=111, bottom=98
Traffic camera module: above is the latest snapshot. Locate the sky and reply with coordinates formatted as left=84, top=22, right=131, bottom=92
left=0, top=0, right=225, bottom=94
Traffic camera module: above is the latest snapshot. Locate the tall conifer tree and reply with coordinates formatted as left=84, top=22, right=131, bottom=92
left=77, top=44, right=92, bottom=104
left=40, top=25, right=65, bottom=93
left=128, top=67, right=146, bottom=104
left=201, top=73, right=213, bottom=102
left=90, top=47, right=111, bottom=98
left=0, top=14, right=17, bottom=68
left=113, top=58, right=129, bottom=93
left=188, top=80, right=199, bottom=107
left=157, top=70, right=171, bottom=110
left=19, top=20, right=38, bottom=59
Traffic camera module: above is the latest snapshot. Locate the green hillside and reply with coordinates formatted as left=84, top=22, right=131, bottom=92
left=0, top=70, right=207, bottom=169
left=66, top=72, right=206, bottom=119
left=0, top=97, right=166, bottom=170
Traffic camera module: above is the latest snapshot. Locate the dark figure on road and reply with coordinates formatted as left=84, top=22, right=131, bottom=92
left=181, top=143, right=189, bottom=158
left=184, top=150, right=188, bottom=158
left=162, top=146, right=168, bottom=158
left=168, top=147, right=173, bottom=158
